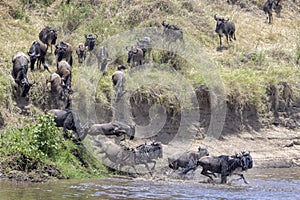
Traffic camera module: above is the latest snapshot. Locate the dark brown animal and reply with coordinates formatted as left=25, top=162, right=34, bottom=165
left=214, top=15, right=236, bottom=49
left=126, top=46, right=144, bottom=67
left=12, top=52, right=34, bottom=97
left=262, top=0, right=282, bottom=24
left=56, top=60, right=72, bottom=90
left=112, top=65, right=126, bottom=101
left=168, top=147, right=209, bottom=172
left=75, top=43, right=86, bottom=64
left=39, top=26, right=58, bottom=53
left=55, top=41, right=73, bottom=67
left=84, top=34, right=98, bottom=51
left=28, top=40, right=49, bottom=71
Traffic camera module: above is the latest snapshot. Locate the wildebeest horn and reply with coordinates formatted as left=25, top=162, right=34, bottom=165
left=214, top=14, right=218, bottom=20
left=95, top=34, right=98, bottom=38
left=125, top=46, right=129, bottom=51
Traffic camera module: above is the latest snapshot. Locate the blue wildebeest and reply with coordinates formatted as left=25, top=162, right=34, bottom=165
left=88, top=120, right=135, bottom=140
left=162, top=21, right=184, bottom=45
left=262, top=0, right=282, bottom=24
left=47, top=72, right=70, bottom=109
left=39, top=26, right=58, bottom=53
left=84, top=34, right=98, bottom=51
left=95, top=45, right=109, bottom=72
left=137, top=37, right=152, bottom=60
left=55, top=41, right=73, bottom=67
left=56, top=60, right=72, bottom=91
left=48, top=109, right=88, bottom=142
left=183, top=151, right=253, bottom=184
left=126, top=46, right=144, bottom=67
left=75, top=43, right=86, bottom=64
left=28, top=40, right=50, bottom=72
left=12, top=52, right=34, bottom=97
left=168, top=146, right=209, bottom=172
left=214, top=14, right=236, bottom=49
left=112, top=65, right=126, bottom=101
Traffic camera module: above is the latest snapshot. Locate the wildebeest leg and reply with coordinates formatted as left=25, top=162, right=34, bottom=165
left=221, top=174, right=227, bottom=184
left=234, top=173, right=248, bottom=184
left=219, top=35, right=222, bottom=48
left=201, top=169, right=214, bottom=182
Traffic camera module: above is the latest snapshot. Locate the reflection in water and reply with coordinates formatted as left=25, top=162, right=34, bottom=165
left=0, top=168, right=300, bottom=200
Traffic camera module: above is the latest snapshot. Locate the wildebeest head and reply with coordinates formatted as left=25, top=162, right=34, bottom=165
left=75, top=43, right=86, bottom=64
left=39, top=26, right=58, bottom=47
left=198, top=146, right=209, bottom=157
left=214, top=15, right=229, bottom=34
left=84, top=34, right=98, bottom=51
left=126, top=46, right=143, bottom=65
left=28, top=41, right=40, bottom=61
left=55, top=41, right=68, bottom=62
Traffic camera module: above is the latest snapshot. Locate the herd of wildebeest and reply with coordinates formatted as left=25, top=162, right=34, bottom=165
left=9, top=0, right=283, bottom=183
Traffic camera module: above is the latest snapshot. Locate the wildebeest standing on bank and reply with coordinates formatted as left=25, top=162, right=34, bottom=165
left=39, top=26, right=58, bottom=53
left=95, top=45, right=109, bottom=73
left=12, top=52, right=34, bottom=97
left=137, top=37, right=152, bottom=61
left=262, top=0, right=282, bottom=24
left=126, top=46, right=144, bottom=67
left=162, top=21, right=184, bottom=47
left=28, top=40, right=50, bottom=71
left=214, top=15, right=236, bottom=49
left=84, top=34, right=98, bottom=51
left=47, top=72, right=70, bottom=109
left=48, top=109, right=88, bottom=141
left=112, top=65, right=126, bottom=101
left=75, top=43, right=86, bottom=64
left=55, top=41, right=73, bottom=67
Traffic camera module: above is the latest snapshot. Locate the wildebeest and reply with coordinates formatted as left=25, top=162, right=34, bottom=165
left=84, top=34, right=98, bottom=51
left=214, top=15, right=236, bottom=49
left=95, top=45, right=109, bottom=72
left=126, top=46, right=144, bottom=67
left=88, top=120, right=135, bottom=140
left=39, top=26, right=58, bottom=53
left=48, top=109, right=88, bottom=141
left=262, top=0, right=282, bottom=24
left=168, top=146, right=209, bottom=171
left=12, top=52, right=34, bottom=97
left=112, top=65, right=126, bottom=101
left=183, top=151, right=253, bottom=184
left=47, top=72, right=70, bottom=109
left=28, top=40, right=50, bottom=72
left=56, top=60, right=72, bottom=90
left=162, top=21, right=184, bottom=44
left=75, top=43, right=86, bottom=64
left=55, top=41, right=73, bottom=67
left=95, top=139, right=162, bottom=174
left=137, top=37, right=152, bottom=60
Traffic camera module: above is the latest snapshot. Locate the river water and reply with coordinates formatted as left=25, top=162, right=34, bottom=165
left=0, top=168, right=299, bottom=200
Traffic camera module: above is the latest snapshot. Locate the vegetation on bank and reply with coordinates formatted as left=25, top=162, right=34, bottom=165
left=0, top=0, right=299, bottom=181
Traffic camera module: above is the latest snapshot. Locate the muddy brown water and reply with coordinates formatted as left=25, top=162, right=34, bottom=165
left=0, top=168, right=299, bottom=200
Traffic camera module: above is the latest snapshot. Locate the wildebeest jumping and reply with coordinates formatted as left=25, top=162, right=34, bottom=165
left=168, top=146, right=209, bottom=172
left=12, top=52, right=34, bottom=97
left=48, top=109, right=88, bottom=141
left=95, top=139, right=162, bottom=174
left=28, top=40, right=50, bottom=72
left=262, top=0, right=282, bottom=24
left=55, top=41, right=73, bottom=67
left=214, top=14, right=236, bottom=49
left=183, top=151, right=253, bottom=184
left=84, top=34, right=98, bottom=51
left=75, top=43, right=86, bottom=64
left=87, top=120, right=135, bottom=140
left=39, top=26, right=58, bottom=53
left=126, top=46, right=144, bottom=67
